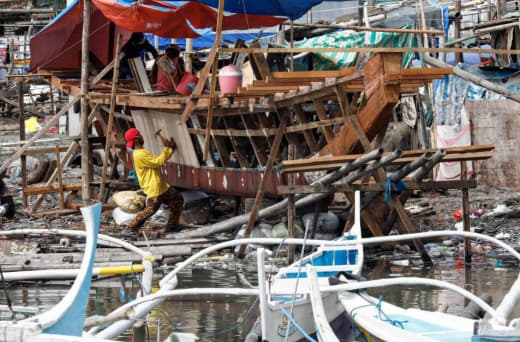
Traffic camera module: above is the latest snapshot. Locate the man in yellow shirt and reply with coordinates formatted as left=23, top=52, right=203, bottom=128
left=123, top=128, right=184, bottom=235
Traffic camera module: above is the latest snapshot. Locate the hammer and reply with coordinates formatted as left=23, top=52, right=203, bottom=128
left=155, top=129, right=177, bottom=148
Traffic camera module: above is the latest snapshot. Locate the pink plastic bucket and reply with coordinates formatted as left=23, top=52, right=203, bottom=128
left=218, top=65, right=242, bottom=94
left=177, top=72, right=199, bottom=96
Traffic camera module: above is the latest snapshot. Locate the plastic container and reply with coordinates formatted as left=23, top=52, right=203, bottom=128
left=177, top=72, right=199, bottom=96
left=218, top=65, right=242, bottom=94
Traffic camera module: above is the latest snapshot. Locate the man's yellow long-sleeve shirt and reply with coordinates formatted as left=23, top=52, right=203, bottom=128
left=133, top=147, right=174, bottom=198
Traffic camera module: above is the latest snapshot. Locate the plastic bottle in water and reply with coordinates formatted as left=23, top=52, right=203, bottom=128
left=0, top=203, right=8, bottom=217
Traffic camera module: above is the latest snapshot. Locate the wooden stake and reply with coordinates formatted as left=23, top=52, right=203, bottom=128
left=461, top=161, right=472, bottom=263
left=237, top=113, right=288, bottom=258
left=56, top=145, right=65, bottom=209
left=287, top=144, right=296, bottom=263
left=99, top=35, right=122, bottom=201
left=18, top=81, right=27, bottom=207
left=80, top=0, right=92, bottom=201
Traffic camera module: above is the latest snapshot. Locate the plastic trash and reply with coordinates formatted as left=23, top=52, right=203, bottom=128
left=453, top=209, right=463, bottom=221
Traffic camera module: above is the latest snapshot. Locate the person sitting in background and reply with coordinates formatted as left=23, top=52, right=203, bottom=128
left=119, top=32, right=158, bottom=79
left=122, top=128, right=184, bottom=237
left=151, top=44, right=185, bottom=92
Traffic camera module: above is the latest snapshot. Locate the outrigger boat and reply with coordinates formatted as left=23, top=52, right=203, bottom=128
left=91, top=191, right=520, bottom=342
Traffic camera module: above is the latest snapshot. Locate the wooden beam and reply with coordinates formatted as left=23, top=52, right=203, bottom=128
left=219, top=47, right=520, bottom=55
left=287, top=144, right=296, bottom=263
left=180, top=0, right=224, bottom=124
left=18, top=81, right=27, bottom=207
left=99, top=35, right=122, bottom=201
left=80, top=0, right=92, bottom=201
left=203, top=54, right=219, bottom=161
left=313, top=100, right=335, bottom=143
left=24, top=184, right=83, bottom=196
left=293, top=104, right=317, bottom=153
left=237, top=113, right=288, bottom=258
left=278, top=180, right=478, bottom=194
left=461, top=162, right=472, bottom=263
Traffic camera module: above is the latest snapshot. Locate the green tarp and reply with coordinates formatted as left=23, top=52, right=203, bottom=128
left=293, top=25, right=417, bottom=70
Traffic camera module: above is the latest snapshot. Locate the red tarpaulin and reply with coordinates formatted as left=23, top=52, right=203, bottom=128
left=30, top=0, right=285, bottom=71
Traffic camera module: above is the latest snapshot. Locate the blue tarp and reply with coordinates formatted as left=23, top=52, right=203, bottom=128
left=182, top=0, right=345, bottom=20
left=146, top=28, right=277, bottom=50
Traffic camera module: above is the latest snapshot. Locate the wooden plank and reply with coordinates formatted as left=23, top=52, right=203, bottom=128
left=128, top=57, right=152, bottom=93
left=24, top=183, right=82, bottom=196
left=275, top=71, right=364, bottom=108
left=241, top=115, right=267, bottom=166
left=248, top=41, right=272, bottom=80
left=278, top=180, right=478, bottom=194
left=271, top=68, right=357, bottom=79
left=222, top=117, right=249, bottom=168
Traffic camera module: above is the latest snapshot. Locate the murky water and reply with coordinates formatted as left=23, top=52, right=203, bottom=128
left=1, top=256, right=519, bottom=341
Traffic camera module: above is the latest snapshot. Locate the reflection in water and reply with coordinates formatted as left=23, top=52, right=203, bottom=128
left=0, top=259, right=518, bottom=341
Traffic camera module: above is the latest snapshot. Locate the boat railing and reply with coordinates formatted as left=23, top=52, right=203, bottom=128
left=95, top=229, right=520, bottom=339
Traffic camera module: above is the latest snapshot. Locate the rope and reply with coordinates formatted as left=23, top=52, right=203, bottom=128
left=385, top=176, right=408, bottom=203
left=348, top=295, right=408, bottom=339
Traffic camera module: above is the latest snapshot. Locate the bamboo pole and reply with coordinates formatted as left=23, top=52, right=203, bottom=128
left=18, top=81, right=27, bottom=207
left=99, top=35, right=122, bottom=201
left=290, top=22, right=444, bottom=35
left=202, top=0, right=224, bottom=160
left=237, top=114, right=288, bottom=258
left=461, top=162, right=472, bottom=263
left=290, top=20, right=294, bottom=72
left=287, top=144, right=296, bottom=263
left=80, top=0, right=92, bottom=201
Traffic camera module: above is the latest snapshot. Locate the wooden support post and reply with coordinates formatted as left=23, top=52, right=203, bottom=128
left=203, top=57, right=219, bottom=161
left=455, top=0, right=462, bottom=64
left=99, top=35, right=122, bottom=201
left=18, top=81, right=27, bottom=207
left=461, top=161, right=472, bottom=263
left=237, top=113, right=288, bottom=258
left=293, top=104, right=317, bottom=153
left=313, top=100, right=335, bottom=143
left=185, top=38, right=193, bottom=73
left=55, top=145, right=65, bottom=209
left=180, top=0, right=224, bottom=124
left=290, top=20, right=294, bottom=72
left=287, top=144, right=296, bottom=263
left=335, top=80, right=431, bottom=263
left=80, top=0, right=92, bottom=201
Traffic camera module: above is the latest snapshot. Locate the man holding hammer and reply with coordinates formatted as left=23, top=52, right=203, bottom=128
left=123, top=128, right=184, bottom=236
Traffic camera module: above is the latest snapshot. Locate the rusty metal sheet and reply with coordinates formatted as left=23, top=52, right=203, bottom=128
left=164, top=162, right=282, bottom=197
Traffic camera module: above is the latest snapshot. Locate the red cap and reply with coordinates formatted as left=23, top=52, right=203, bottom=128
left=125, top=128, right=140, bottom=149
